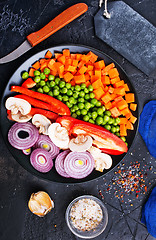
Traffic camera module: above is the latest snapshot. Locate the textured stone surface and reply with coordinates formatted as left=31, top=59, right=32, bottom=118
left=0, top=0, right=156, bottom=240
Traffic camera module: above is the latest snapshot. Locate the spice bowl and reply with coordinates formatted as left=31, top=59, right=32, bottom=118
left=65, top=195, right=108, bottom=239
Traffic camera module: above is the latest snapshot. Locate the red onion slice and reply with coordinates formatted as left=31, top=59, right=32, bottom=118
left=55, top=150, right=71, bottom=178
left=64, top=152, right=95, bottom=179
left=33, top=135, right=60, bottom=159
left=30, top=148, right=53, bottom=173
left=8, top=122, right=39, bottom=150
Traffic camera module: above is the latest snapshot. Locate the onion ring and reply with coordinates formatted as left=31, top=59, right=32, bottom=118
left=64, top=152, right=95, bottom=179
left=55, top=150, right=71, bottom=178
left=8, top=122, right=39, bottom=150
left=33, top=135, right=59, bottom=159
left=30, top=148, right=53, bottom=173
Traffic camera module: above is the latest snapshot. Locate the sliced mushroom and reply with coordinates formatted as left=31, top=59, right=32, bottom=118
left=11, top=112, right=32, bottom=122
left=48, top=123, right=69, bottom=149
left=69, top=134, right=93, bottom=152
left=32, top=114, right=51, bottom=135
left=88, top=146, right=112, bottom=171
left=5, top=97, right=31, bottom=115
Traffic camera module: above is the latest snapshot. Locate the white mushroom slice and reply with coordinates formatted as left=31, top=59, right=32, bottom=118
left=11, top=112, right=32, bottom=122
left=5, top=97, right=31, bottom=115
left=69, top=135, right=92, bottom=152
left=48, top=123, right=69, bottom=149
left=32, top=114, right=51, bottom=135
left=88, top=146, right=112, bottom=171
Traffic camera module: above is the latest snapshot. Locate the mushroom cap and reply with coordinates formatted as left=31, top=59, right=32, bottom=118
left=32, top=114, right=51, bottom=135
left=5, top=97, right=31, bottom=115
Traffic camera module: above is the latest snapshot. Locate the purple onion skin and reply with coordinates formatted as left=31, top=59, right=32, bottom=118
left=8, top=122, right=39, bottom=150
left=55, top=150, right=71, bottom=178
left=30, top=148, right=53, bottom=173
left=33, top=135, right=60, bottom=159
left=64, top=152, right=95, bottom=179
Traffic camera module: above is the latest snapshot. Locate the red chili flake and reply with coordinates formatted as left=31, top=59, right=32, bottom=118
left=136, top=194, right=139, bottom=198
left=144, top=186, right=147, bottom=192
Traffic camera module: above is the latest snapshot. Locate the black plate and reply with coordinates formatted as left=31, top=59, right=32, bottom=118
left=0, top=44, right=139, bottom=184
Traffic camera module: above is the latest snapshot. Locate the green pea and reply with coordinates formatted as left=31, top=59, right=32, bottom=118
left=90, top=92, right=95, bottom=99
left=78, top=98, right=84, bottom=103
left=71, top=107, right=76, bottom=113
left=81, top=109, right=87, bottom=115
left=108, top=118, right=114, bottom=125
left=66, top=102, right=72, bottom=108
left=54, top=86, right=59, bottom=90
left=83, top=115, right=89, bottom=121
left=84, top=102, right=91, bottom=110
left=34, top=76, right=41, bottom=83
left=96, top=116, right=103, bottom=125
left=53, top=89, right=59, bottom=96
left=79, top=91, right=85, bottom=98
left=55, top=77, right=60, bottom=85
left=22, top=71, right=29, bottom=79
left=67, top=90, right=73, bottom=96
left=84, top=94, right=90, bottom=100
left=89, top=119, right=95, bottom=124
left=61, top=87, right=67, bottom=94
left=66, top=83, right=71, bottom=89
left=43, top=86, right=50, bottom=93
left=88, top=112, right=92, bottom=118
left=43, top=68, right=50, bottom=75
left=39, top=80, right=46, bottom=86
left=97, top=108, right=103, bottom=115
left=91, top=98, right=98, bottom=106
left=90, top=103, right=94, bottom=108
left=102, top=106, right=106, bottom=112
left=59, top=81, right=65, bottom=88
left=73, top=92, right=79, bottom=99
left=73, top=99, right=77, bottom=104
left=46, top=81, right=50, bottom=87
left=81, top=83, right=86, bottom=89
left=75, top=85, right=81, bottom=91
left=115, top=117, right=120, bottom=124
left=78, top=103, right=84, bottom=109
left=120, top=136, right=126, bottom=142
left=72, top=113, right=77, bottom=118
left=92, top=112, right=98, bottom=120
left=62, top=96, right=69, bottom=102
left=48, top=91, right=53, bottom=96
left=103, top=115, right=110, bottom=122
left=57, top=95, right=62, bottom=101
left=71, top=86, right=74, bottom=91
left=102, top=120, right=107, bottom=125
left=40, top=73, right=46, bottom=80
left=48, top=75, right=55, bottom=81
left=76, top=110, right=81, bottom=116
left=69, top=97, right=75, bottom=104
left=84, top=88, right=89, bottom=94
left=50, top=81, right=55, bottom=88
left=88, top=85, right=93, bottom=92
left=111, top=126, right=116, bottom=133
left=73, top=105, right=79, bottom=111
left=116, top=132, right=120, bottom=137
left=104, top=124, right=111, bottom=131
left=34, top=70, right=40, bottom=76
left=37, top=88, right=43, bottom=93
left=105, top=110, right=111, bottom=116
left=116, top=126, right=120, bottom=132
left=96, top=101, right=102, bottom=107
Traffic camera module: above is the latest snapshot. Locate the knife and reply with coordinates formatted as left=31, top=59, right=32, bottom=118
left=0, top=3, right=88, bottom=64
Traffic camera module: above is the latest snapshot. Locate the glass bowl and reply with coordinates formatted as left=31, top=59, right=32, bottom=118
left=65, top=195, right=108, bottom=239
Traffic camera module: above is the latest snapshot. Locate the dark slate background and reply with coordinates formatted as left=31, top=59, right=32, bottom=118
left=0, top=0, right=156, bottom=240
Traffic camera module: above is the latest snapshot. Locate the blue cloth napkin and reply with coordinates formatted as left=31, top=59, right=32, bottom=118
left=141, top=186, right=156, bottom=238
left=139, top=101, right=156, bottom=158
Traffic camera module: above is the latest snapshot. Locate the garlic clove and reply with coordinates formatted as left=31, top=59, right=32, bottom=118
left=28, top=191, right=54, bottom=217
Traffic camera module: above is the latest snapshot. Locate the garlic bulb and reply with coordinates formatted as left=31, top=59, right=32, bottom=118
left=28, top=191, right=54, bottom=217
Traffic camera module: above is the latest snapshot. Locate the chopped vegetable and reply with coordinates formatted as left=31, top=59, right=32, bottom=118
left=55, top=150, right=71, bottom=178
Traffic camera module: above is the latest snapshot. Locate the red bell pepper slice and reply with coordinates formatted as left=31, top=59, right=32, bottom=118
left=21, top=78, right=36, bottom=88
left=11, top=86, right=70, bottom=116
left=56, top=116, right=80, bottom=131
left=15, top=94, right=58, bottom=113
left=100, top=148, right=125, bottom=155
left=70, top=122, right=128, bottom=153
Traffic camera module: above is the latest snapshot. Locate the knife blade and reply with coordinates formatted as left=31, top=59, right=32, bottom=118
left=0, top=3, right=88, bottom=64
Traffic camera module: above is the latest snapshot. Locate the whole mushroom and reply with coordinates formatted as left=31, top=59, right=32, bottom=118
left=32, top=114, right=51, bottom=135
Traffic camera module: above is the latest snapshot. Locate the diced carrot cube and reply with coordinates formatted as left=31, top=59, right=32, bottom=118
left=101, top=75, right=110, bottom=85
left=102, top=63, right=115, bottom=75
left=126, top=121, right=134, bottom=130
left=93, top=87, right=105, bottom=100
left=125, top=93, right=135, bottom=103
left=45, top=50, right=52, bottom=59
left=101, top=92, right=112, bottom=104
left=63, top=49, right=70, bottom=57
left=94, top=60, right=105, bottom=69
left=87, top=51, right=98, bottom=63
left=114, top=86, right=125, bottom=96
left=72, top=59, right=79, bottom=67
left=108, top=68, right=119, bottom=79
left=28, top=68, right=35, bottom=77
left=57, top=55, right=66, bottom=65
left=120, top=124, right=127, bottom=136
left=119, top=117, right=128, bottom=124
left=78, top=66, right=88, bottom=74
left=113, top=80, right=124, bottom=88
left=110, top=77, right=120, bottom=84
left=63, top=72, right=73, bottom=82
left=108, top=86, right=114, bottom=94
left=32, top=61, right=40, bottom=70
left=110, top=107, right=121, bottom=117
left=129, top=115, right=137, bottom=124
left=92, top=79, right=103, bottom=89
left=74, top=74, right=86, bottom=84
left=105, top=102, right=112, bottom=110
left=124, top=83, right=130, bottom=92
left=130, top=103, right=137, bottom=111
left=117, top=100, right=128, bottom=110
left=67, top=65, right=76, bottom=72
left=54, top=53, right=62, bottom=59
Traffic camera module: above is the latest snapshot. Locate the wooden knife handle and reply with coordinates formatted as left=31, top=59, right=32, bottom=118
left=27, top=3, right=88, bottom=47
